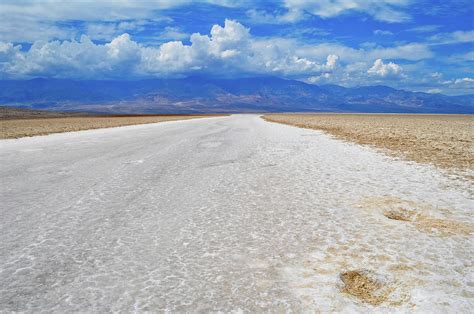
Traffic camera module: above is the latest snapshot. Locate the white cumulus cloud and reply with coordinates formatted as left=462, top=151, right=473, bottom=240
left=0, top=19, right=439, bottom=87
left=367, top=59, right=403, bottom=77
left=0, top=20, right=344, bottom=79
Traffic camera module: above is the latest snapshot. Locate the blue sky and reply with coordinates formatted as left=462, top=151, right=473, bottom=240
left=0, top=0, right=473, bottom=95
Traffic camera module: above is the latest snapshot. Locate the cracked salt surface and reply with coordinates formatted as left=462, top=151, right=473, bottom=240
left=0, top=115, right=472, bottom=312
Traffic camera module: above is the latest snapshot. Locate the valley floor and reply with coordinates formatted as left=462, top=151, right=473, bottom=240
left=0, top=114, right=213, bottom=139
left=264, top=113, right=474, bottom=176
left=0, top=115, right=472, bottom=312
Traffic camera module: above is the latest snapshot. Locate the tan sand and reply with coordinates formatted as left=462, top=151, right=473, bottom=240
left=339, top=270, right=393, bottom=305
left=264, top=114, right=474, bottom=173
left=0, top=115, right=213, bottom=139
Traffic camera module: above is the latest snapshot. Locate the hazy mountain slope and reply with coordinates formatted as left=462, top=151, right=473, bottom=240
left=0, top=77, right=472, bottom=113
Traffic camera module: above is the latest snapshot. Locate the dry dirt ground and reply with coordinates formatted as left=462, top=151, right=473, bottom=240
left=0, top=106, right=89, bottom=120
left=264, top=114, right=474, bottom=174
left=1, top=114, right=215, bottom=139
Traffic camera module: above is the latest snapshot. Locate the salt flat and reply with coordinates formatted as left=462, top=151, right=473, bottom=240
left=0, top=115, right=472, bottom=312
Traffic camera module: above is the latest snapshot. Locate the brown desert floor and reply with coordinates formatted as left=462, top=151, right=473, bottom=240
left=0, top=106, right=90, bottom=120
left=263, top=114, right=474, bottom=174
left=0, top=115, right=215, bottom=139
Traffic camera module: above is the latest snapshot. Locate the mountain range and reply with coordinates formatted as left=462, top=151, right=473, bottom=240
left=0, top=77, right=473, bottom=114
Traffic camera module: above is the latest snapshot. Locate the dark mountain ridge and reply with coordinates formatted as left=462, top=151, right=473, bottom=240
left=0, top=77, right=472, bottom=114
